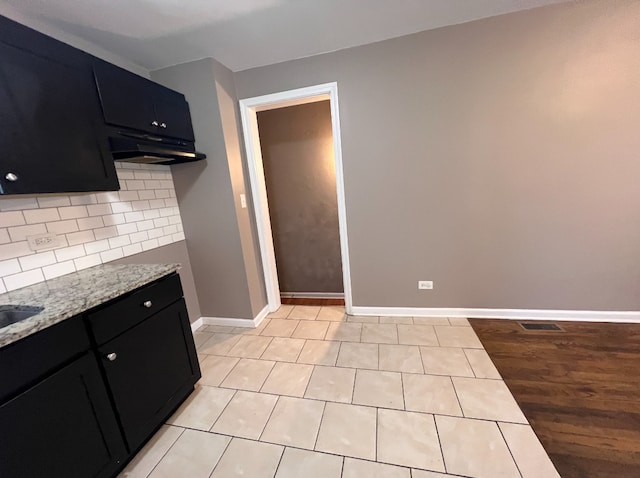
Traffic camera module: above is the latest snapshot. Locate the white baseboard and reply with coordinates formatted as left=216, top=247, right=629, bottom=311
left=190, top=317, right=204, bottom=332
left=350, top=306, right=640, bottom=323
left=280, top=292, right=345, bottom=299
left=200, top=305, right=270, bottom=329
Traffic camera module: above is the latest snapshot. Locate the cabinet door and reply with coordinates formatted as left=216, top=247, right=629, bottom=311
left=99, top=299, right=200, bottom=451
left=0, top=31, right=118, bottom=194
left=0, top=353, right=126, bottom=478
left=93, top=61, right=158, bottom=135
left=152, top=86, right=196, bottom=142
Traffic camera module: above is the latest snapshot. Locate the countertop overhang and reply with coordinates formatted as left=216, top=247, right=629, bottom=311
left=0, top=263, right=180, bottom=348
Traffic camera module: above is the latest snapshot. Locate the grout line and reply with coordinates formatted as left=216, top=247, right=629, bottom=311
left=497, top=422, right=525, bottom=478
left=432, top=414, right=448, bottom=475
left=208, top=389, right=238, bottom=433
left=312, top=400, right=328, bottom=451
left=207, top=434, right=234, bottom=478
left=141, top=426, right=186, bottom=478
left=258, top=395, right=281, bottom=442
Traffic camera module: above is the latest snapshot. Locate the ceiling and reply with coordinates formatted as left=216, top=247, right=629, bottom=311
left=1, top=0, right=569, bottom=72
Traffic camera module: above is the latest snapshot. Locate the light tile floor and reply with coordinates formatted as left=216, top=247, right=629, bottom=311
left=119, top=306, right=560, bottom=478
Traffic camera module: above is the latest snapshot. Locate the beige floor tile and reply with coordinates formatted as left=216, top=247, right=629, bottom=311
left=199, top=333, right=242, bottom=355
left=199, top=355, right=240, bottom=387
left=347, top=315, right=379, bottom=323
left=361, top=324, right=399, bottom=344
left=452, top=377, right=527, bottom=423
left=148, top=429, right=230, bottom=478
left=220, top=358, right=275, bottom=391
left=226, top=335, right=273, bottom=358
left=434, top=325, right=483, bottom=348
left=260, top=337, right=306, bottom=362
left=261, top=362, right=314, bottom=397
left=315, top=402, right=377, bottom=460
left=292, top=320, right=330, bottom=339
left=420, top=347, right=474, bottom=377
left=119, top=425, right=183, bottom=478
left=379, top=344, right=424, bottom=373
left=499, top=422, right=561, bottom=478
left=275, top=448, right=343, bottom=478
left=411, top=317, right=450, bottom=326
left=297, top=340, right=340, bottom=365
left=166, top=385, right=234, bottom=430
left=337, top=342, right=379, bottom=369
left=377, top=409, right=445, bottom=471
left=402, top=374, right=462, bottom=416
left=211, top=390, right=277, bottom=439
left=397, top=324, right=439, bottom=346
left=210, top=438, right=283, bottom=478
left=203, top=325, right=239, bottom=334
left=288, top=305, right=321, bottom=320
left=305, top=365, right=355, bottom=403
left=464, top=349, right=501, bottom=379
left=379, top=316, right=414, bottom=325
left=316, top=306, right=346, bottom=322
left=342, top=458, right=411, bottom=478
left=233, top=318, right=271, bottom=335
left=193, top=331, right=213, bottom=349
left=448, top=317, right=471, bottom=327
left=436, top=415, right=520, bottom=478
left=268, top=305, right=294, bottom=319
left=325, top=322, right=362, bottom=342
left=260, top=396, right=325, bottom=449
left=353, top=370, right=404, bottom=409
left=261, top=319, right=300, bottom=337
left=411, top=470, right=453, bottom=478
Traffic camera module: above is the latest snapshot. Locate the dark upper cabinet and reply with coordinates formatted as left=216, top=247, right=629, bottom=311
left=0, top=16, right=119, bottom=195
left=94, top=61, right=195, bottom=142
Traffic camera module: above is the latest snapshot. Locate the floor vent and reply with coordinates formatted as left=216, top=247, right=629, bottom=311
left=520, top=322, right=563, bottom=331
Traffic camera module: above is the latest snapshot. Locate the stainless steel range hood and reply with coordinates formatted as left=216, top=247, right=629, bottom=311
left=109, top=134, right=206, bottom=165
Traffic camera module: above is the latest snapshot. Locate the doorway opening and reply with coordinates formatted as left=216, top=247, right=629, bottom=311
left=239, top=83, right=353, bottom=314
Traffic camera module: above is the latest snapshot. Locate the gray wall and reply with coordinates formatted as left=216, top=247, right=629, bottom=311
left=235, top=0, right=640, bottom=311
left=258, top=101, right=343, bottom=293
left=151, top=58, right=266, bottom=321
left=113, top=240, right=201, bottom=323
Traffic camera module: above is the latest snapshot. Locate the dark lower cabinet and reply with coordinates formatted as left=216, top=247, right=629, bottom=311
left=0, top=353, right=126, bottom=478
left=98, top=299, right=199, bottom=451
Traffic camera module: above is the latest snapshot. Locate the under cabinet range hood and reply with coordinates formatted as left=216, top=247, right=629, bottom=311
left=109, top=134, right=206, bottom=165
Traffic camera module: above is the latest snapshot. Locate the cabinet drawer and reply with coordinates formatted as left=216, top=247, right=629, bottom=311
left=87, top=273, right=182, bottom=345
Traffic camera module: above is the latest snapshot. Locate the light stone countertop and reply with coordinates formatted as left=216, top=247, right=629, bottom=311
left=0, top=263, right=180, bottom=349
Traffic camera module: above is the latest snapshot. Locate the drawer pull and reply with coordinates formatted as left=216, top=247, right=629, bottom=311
left=106, top=352, right=117, bottom=362
left=143, top=300, right=153, bottom=308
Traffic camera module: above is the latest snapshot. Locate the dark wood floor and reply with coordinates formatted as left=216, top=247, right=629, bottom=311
left=470, top=319, right=640, bottom=478
left=280, top=297, right=345, bottom=306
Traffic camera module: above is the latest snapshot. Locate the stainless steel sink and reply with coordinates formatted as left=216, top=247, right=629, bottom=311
left=0, top=305, right=44, bottom=328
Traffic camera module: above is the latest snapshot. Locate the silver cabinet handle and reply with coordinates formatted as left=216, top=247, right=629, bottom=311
left=151, top=120, right=159, bottom=127
left=106, top=352, right=117, bottom=362
left=5, top=172, right=18, bottom=182
left=160, top=123, right=167, bottom=129
left=143, top=300, right=153, bottom=308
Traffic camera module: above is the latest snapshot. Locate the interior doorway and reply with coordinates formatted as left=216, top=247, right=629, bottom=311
left=239, top=83, right=353, bottom=314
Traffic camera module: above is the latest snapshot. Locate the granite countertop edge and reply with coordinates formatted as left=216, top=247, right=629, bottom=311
left=0, top=263, right=181, bottom=349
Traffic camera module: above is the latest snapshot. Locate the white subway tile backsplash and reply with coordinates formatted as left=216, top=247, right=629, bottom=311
left=24, top=208, right=61, bottom=224
left=0, top=211, right=27, bottom=227
left=87, top=203, right=112, bottom=216
left=0, top=259, right=21, bottom=276
left=100, top=247, right=124, bottom=262
left=0, top=164, right=183, bottom=290
left=37, top=196, right=71, bottom=208
left=8, top=223, right=47, bottom=242
left=4, top=269, right=45, bottom=291
left=19, top=251, right=57, bottom=271
left=54, top=245, right=86, bottom=262
left=66, top=230, right=96, bottom=246
left=43, top=260, right=76, bottom=280
left=74, top=253, right=102, bottom=271
left=46, top=220, right=79, bottom=235
left=77, top=216, right=105, bottom=231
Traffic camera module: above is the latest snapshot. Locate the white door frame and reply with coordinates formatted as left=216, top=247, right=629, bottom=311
left=239, top=82, right=353, bottom=314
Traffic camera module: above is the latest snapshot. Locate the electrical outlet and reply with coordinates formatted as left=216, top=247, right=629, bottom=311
left=418, top=280, right=434, bottom=290
left=240, top=193, right=247, bottom=209
left=27, top=233, right=63, bottom=251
